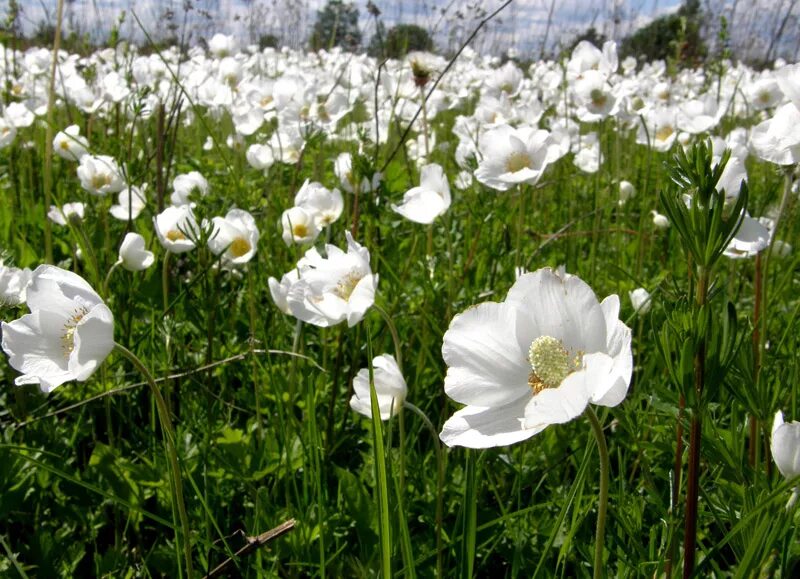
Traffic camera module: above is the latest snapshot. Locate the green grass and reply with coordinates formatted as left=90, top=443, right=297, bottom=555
left=1, top=40, right=799, bottom=578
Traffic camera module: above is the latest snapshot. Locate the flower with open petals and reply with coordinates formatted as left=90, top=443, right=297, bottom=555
left=392, top=163, right=451, bottom=224
left=155, top=205, right=199, bottom=254
left=474, top=124, right=555, bottom=191
left=439, top=268, right=632, bottom=448
left=77, top=155, right=125, bottom=196
left=1, top=265, right=114, bottom=393
left=208, top=209, right=259, bottom=266
left=287, top=232, right=378, bottom=327
left=350, top=354, right=407, bottom=420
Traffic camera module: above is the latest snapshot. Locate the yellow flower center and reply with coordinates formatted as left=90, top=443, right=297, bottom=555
left=61, top=306, right=89, bottom=357
left=91, top=173, right=112, bottom=190
left=60, top=140, right=70, bottom=150
left=333, top=268, right=363, bottom=301
left=229, top=237, right=251, bottom=258
left=527, top=335, right=581, bottom=394
left=292, top=224, right=309, bottom=238
left=166, top=229, right=186, bottom=242
left=505, top=151, right=533, bottom=174
left=655, top=125, right=674, bottom=142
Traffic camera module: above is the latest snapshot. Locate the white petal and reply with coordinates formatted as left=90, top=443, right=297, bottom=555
left=439, top=394, right=541, bottom=448
left=442, top=301, right=530, bottom=406
left=523, top=369, right=591, bottom=428
left=70, top=304, right=115, bottom=381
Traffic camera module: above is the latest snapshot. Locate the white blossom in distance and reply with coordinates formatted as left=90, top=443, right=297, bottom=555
left=350, top=354, right=408, bottom=420
left=391, top=163, right=451, bottom=224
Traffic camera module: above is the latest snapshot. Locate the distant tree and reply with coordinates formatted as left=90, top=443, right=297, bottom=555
left=569, top=26, right=607, bottom=53
left=370, top=23, right=434, bottom=59
left=309, top=0, right=361, bottom=52
left=619, top=0, right=706, bottom=67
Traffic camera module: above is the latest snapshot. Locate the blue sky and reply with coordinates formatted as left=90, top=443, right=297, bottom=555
left=4, top=0, right=684, bottom=55
left=3, top=0, right=797, bottom=62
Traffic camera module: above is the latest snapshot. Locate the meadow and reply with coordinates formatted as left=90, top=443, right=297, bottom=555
left=0, top=29, right=799, bottom=578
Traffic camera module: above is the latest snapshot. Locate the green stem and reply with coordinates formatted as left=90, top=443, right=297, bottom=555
left=405, top=401, right=444, bottom=579
left=113, top=343, right=193, bottom=577
left=373, top=303, right=403, bottom=371
left=586, top=406, right=609, bottom=578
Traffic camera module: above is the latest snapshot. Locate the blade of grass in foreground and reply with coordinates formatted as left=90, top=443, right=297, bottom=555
left=367, top=325, right=392, bottom=577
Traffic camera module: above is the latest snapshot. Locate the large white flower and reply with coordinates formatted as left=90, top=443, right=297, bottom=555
left=287, top=232, right=378, bottom=327
left=154, top=205, right=199, bottom=254
left=350, top=354, right=408, bottom=420
left=474, top=124, right=555, bottom=191
left=439, top=268, right=632, bottom=449
left=392, top=163, right=451, bottom=224
left=1, top=265, right=114, bottom=393
left=77, top=155, right=126, bottom=196
left=208, top=209, right=259, bottom=266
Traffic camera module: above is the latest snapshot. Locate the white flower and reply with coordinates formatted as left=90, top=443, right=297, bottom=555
left=281, top=206, right=320, bottom=246
left=208, top=33, right=239, bottom=57
left=772, top=411, right=800, bottom=480
left=287, top=232, right=378, bottom=328
left=391, top=163, right=451, bottom=224
left=246, top=144, right=274, bottom=171
left=618, top=181, right=636, bottom=206
left=154, top=205, right=199, bottom=254
left=208, top=209, right=259, bottom=266
left=48, top=202, right=85, bottom=226
left=109, top=186, right=147, bottom=221
left=0, top=263, right=32, bottom=306
left=475, top=124, right=555, bottom=191
left=439, top=268, right=632, bottom=449
left=1, top=265, right=114, bottom=393
left=350, top=354, right=408, bottom=420
left=294, top=180, right=344, bottom=228
left=0, top=116, right=17, bottom=149
left=53, top=124, right=89, bottom=161
left=77, top=155, right=126, bottom=196
left=651, top=210, right=670, bottom=229
left=629, top=288, right=652, bottom=315
left=171, top=171, right=209, bottom=207
left=119, top=233, right=155, bottom=272
left=268, top=269, right=300, bottom=314
left=723, top=215, right=772, bottom=259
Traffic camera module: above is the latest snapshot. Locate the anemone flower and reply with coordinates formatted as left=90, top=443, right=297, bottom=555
left=474, top=124, right=555, bottom=191
left=350, top=354, right=407, bottom=420
left=119, top=233, right=155, bottom=272
left=1, top=265, right=114, bottom=393
left=208, top=209, right=260, bottom=267
left=439, top=268, right=632, bottom=449
left=287, top=232, right=378, bottom=327
left=391, top=163, right=451, bottom=224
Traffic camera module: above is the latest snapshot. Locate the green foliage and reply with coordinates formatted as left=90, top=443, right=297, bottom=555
left=309, top=0, right=361, bottom=52
left=369, top=23, right=435, bottom=59
left=619, top=0, right=707, bottom=68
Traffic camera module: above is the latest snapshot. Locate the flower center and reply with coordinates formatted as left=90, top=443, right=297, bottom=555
left=229, top=236, right=251, bottom=258
left=61, top=306, right=89, bottom=357
left=505, top=151, right=533, bottom=174
left=91, top=173, right=112, bottom=190
left=333, top=268, right=363, bottom=301
left=166, top=229, right=186, bottom=242
left=292, top=223, right=309, bottom=238
left=655, top=125, right=674, bottom=142
left=590, top=88, right=607, bottom=108
left=527, top=335, right=581, bottom=394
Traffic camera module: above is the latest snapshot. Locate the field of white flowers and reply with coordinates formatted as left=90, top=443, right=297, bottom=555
left=1, top=28, right=799, bottom=577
